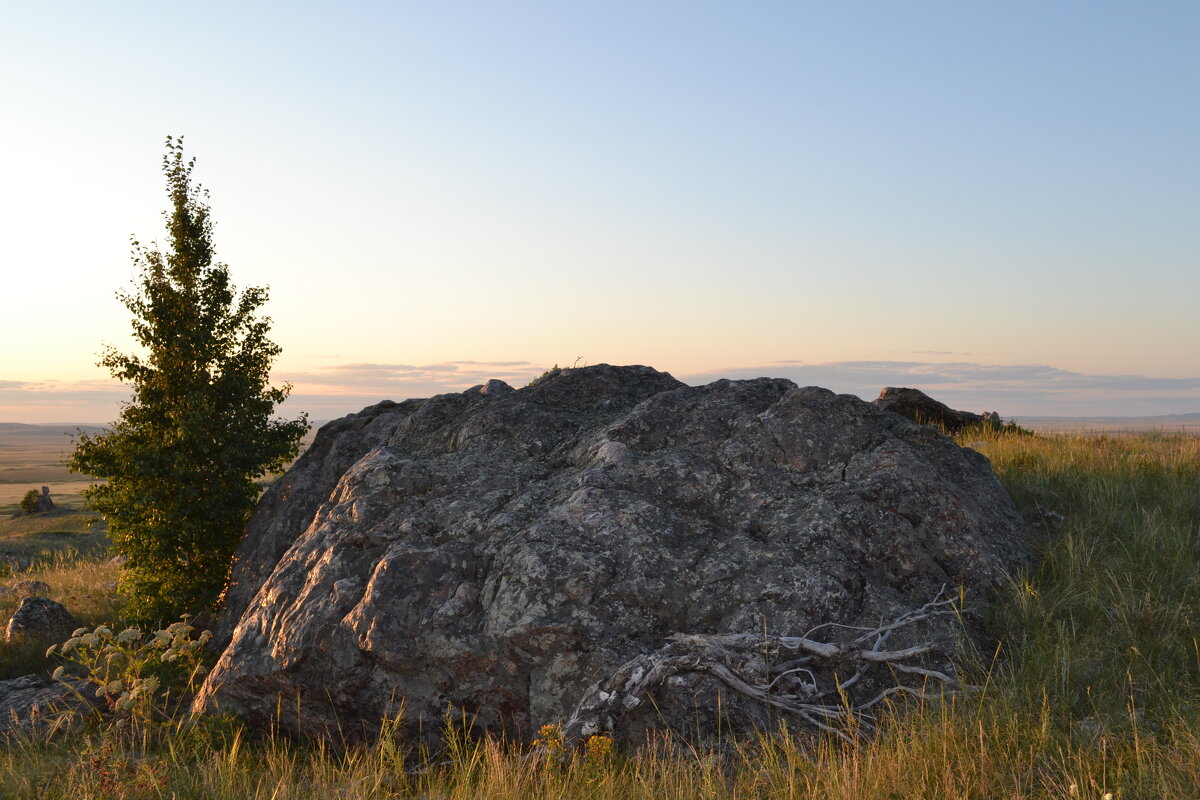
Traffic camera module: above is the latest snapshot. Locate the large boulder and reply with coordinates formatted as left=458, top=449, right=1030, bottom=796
left=195, top=365, right=1027, bottom=743
left=212, top=398, right=421, bottom=652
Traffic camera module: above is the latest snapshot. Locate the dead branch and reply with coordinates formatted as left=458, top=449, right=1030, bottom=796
left=562, top=588, right=962, bottom=745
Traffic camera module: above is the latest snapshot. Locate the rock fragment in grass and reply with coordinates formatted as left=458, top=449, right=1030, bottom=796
left=0, top=674, right=95, bottom=738
left=9, top=580, right=50, bottom=598
left=5, top=597, right=77, bottom=642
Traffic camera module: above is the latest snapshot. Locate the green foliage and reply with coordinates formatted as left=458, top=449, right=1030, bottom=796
left=68, top=137, right=308, bottom=620
left=18, top=489, right=40, bottom=515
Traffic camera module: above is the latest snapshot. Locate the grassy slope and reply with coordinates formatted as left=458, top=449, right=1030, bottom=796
left=1, top=430, right=1198, bottom=799
left=0, top=512, right=108, bottom=566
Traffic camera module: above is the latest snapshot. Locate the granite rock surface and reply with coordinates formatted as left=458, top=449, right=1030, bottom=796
left=195, top=365, right=1027, bottom=742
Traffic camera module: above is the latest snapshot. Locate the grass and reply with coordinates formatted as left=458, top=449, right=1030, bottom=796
left=0, top=553, right=122, bottom=680
left=1, top=429, right=1199, bottom=798
left=0, top=511, right=109, bottom=566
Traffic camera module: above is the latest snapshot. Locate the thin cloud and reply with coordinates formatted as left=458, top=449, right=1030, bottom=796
left=0, top=382, right=129, bottom=424
left=279, top=361, right=548, bottom=396
left=680, top=361, right=1200, bottom=417
left=16, top=379, right=127, bottom=392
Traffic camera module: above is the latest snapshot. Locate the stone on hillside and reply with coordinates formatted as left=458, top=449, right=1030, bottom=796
left=872, top=387, right=1002, bottom=434
left=9, top=580, right=50, bottom=598
left=2, top=556, right=32, bottom=574
left=0, top=674, right=94, bottom=739
left=5, top=597, right=76, bottom=642
left=195, top=365, right=1028, bottom=744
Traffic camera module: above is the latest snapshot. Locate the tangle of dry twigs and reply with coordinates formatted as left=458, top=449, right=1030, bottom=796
left=563, top=588, right=963, bottom=744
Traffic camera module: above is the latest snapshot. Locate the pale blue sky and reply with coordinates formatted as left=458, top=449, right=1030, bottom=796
left=2, top=2, right=1197, bottom=421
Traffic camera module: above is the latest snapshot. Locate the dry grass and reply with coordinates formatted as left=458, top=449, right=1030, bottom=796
left=0, top=512, right=108, bottom=561
left=0, top=555, right=122, bottom=680
left=0, top=429, right=1198, bottom=799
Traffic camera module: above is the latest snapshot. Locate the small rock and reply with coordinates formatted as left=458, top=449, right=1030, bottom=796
left=9, top=580, right=50, bottom=598
left=1041, top=509, right=1067, bottom=528
left=4, top=597, right=77, bottom=642
left=2, top=556, right=31, bottom=574
left=106, top=555, right=128, bottom=567
left=0, top=674, right=95, bottom=739
left=34, top=487, right=55, bottom=513
left=1072, top=717, right=1104, bottom=740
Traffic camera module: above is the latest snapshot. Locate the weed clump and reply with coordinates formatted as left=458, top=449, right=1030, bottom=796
left=46, top=617, right=211, bottom=734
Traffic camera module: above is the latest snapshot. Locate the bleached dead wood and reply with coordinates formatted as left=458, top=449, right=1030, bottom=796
left=562, top=589, right=962, bottom=745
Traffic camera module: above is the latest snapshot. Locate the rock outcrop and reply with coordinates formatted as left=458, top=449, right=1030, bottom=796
left=211, top=398, right=424, bottom=652
left=196, top=365, right=1027, bottom=743
left=872, top=387, right=1002, bottom=434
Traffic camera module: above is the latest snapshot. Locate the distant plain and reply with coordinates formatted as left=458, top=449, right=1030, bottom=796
left=0, top=422, right=320, bottom=512
left=0, top=423, right=104, bottom=511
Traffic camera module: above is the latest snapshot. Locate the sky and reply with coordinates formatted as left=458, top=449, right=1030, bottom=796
left=1, top=1, right=1197, bottom=423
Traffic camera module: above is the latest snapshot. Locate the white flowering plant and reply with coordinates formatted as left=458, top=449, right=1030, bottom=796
left=45, top=616, right=213, bottom=726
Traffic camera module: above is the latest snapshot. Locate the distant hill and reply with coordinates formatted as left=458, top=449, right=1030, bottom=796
left=0, top=423, right=107, bottom=438
left=1011, top=412, right=1200, bottom=433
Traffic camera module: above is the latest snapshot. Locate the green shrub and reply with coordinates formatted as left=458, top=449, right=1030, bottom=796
left=18, top=489, right=40, bottom=515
